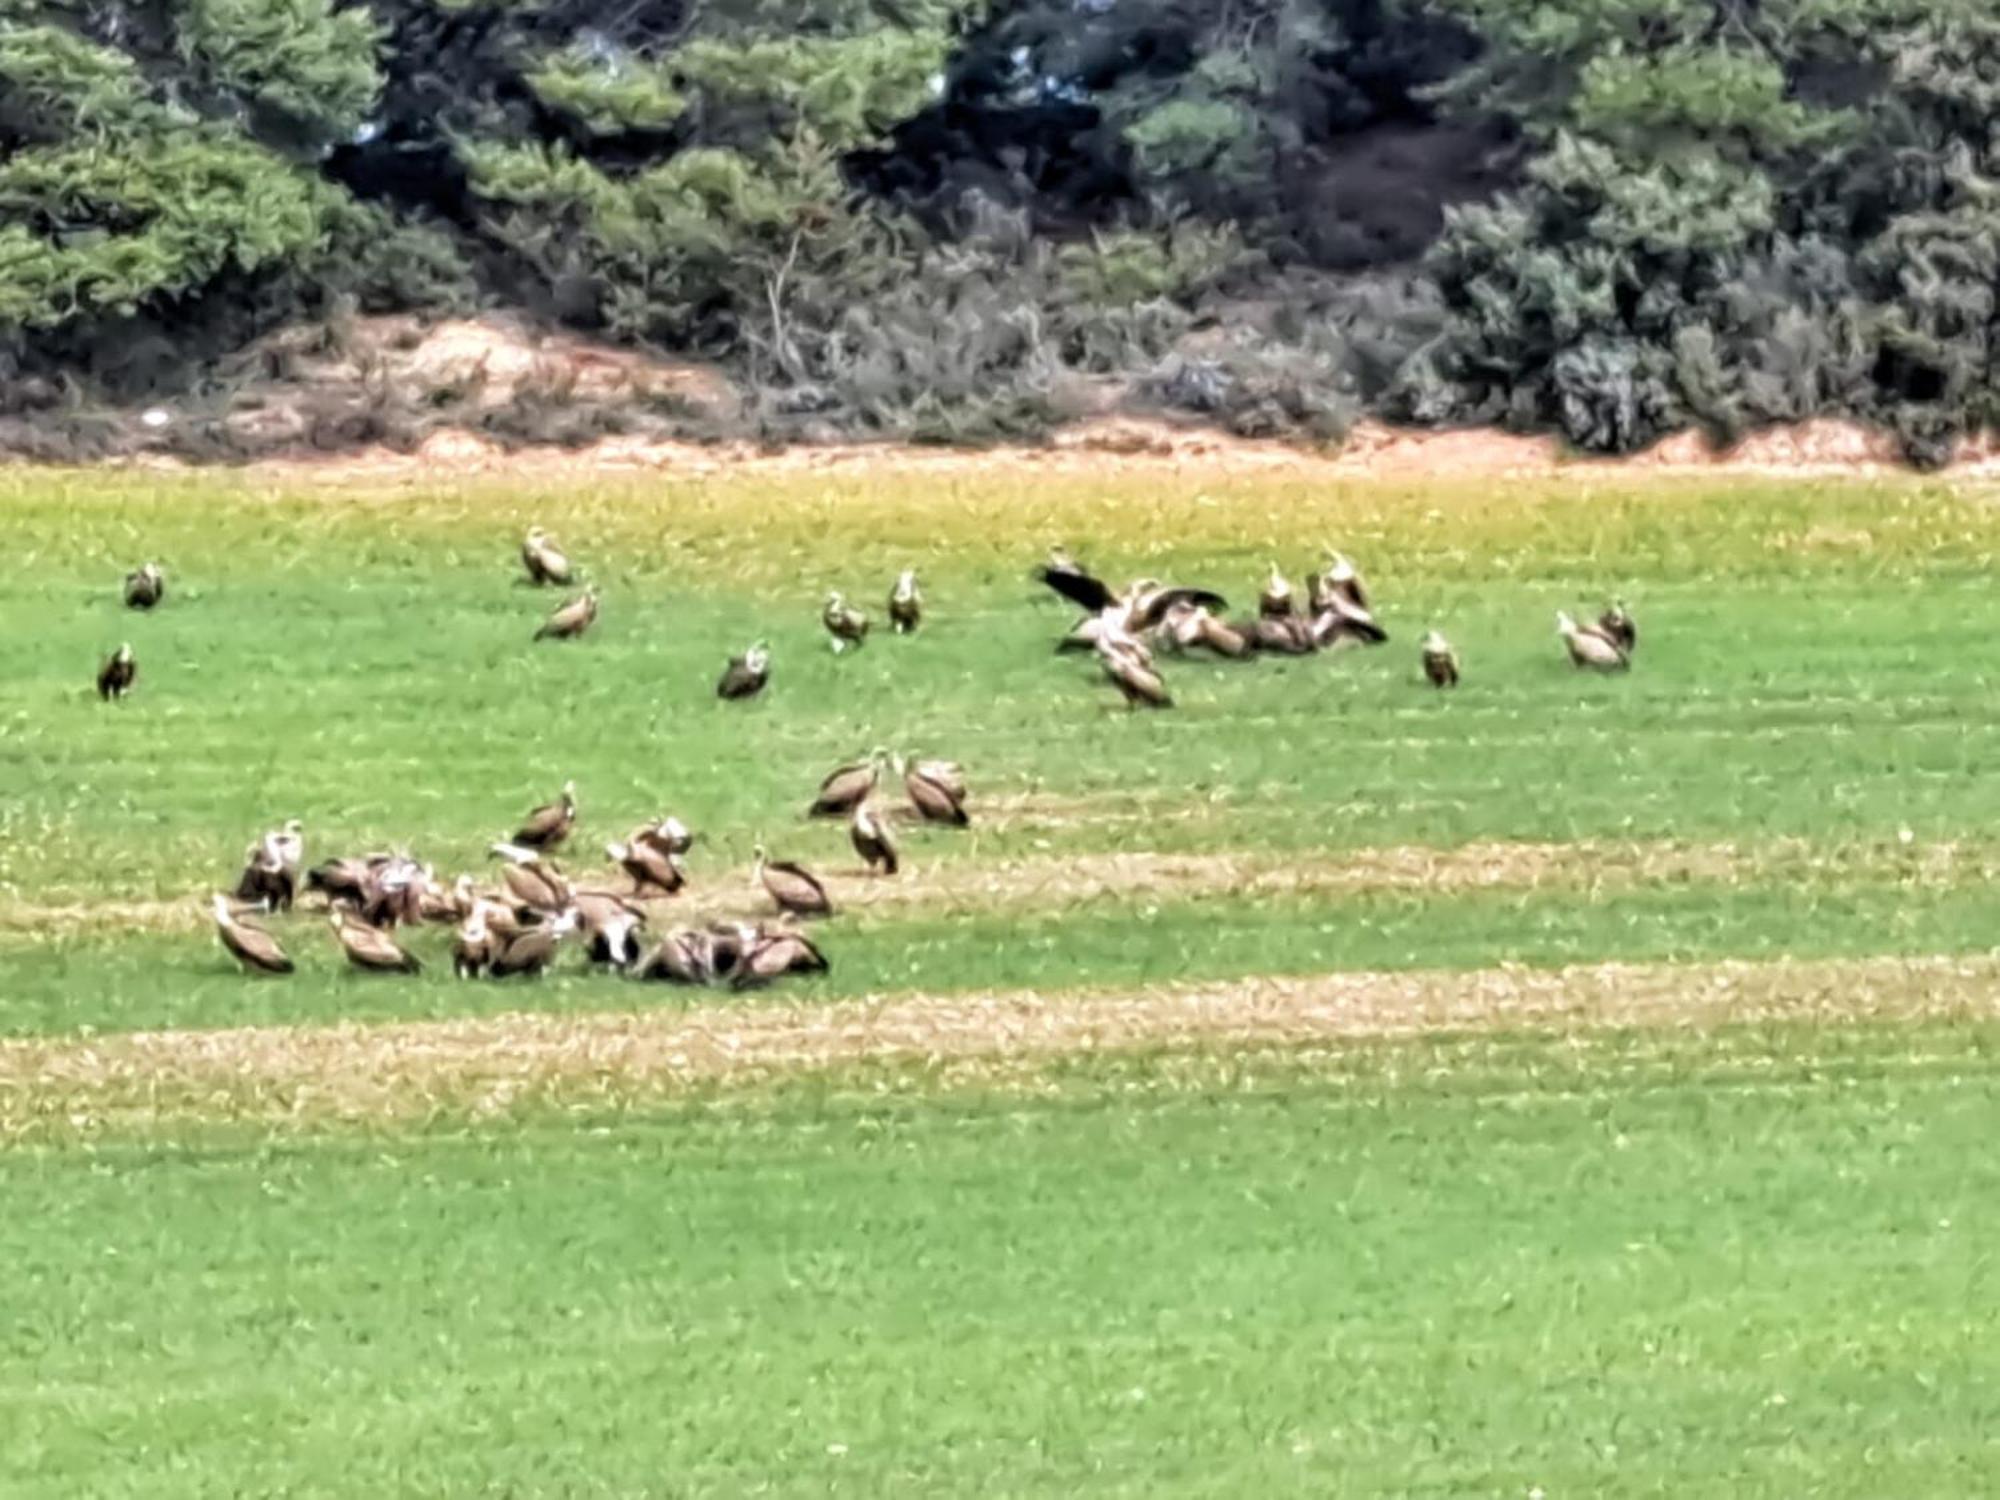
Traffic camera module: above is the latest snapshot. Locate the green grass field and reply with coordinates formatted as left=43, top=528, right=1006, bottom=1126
left=4, top=459, right=2000, bottom=1493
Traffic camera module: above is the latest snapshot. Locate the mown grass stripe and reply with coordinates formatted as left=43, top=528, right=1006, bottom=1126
left=4, top=952, right=1996, bottom=1137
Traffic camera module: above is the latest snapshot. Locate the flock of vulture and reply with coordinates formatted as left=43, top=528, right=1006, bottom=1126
left=104, top=524, right=1638, bottom=986
left=1031, top=546, right=1635, bottom=707
left=209, top=748, right=969, bottom=987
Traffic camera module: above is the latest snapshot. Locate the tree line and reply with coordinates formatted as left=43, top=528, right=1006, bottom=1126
left=3, top=0, right=1997, bottom=460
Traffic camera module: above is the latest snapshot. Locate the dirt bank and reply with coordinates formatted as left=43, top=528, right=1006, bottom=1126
left=22, top=315, right=2000, bottom=485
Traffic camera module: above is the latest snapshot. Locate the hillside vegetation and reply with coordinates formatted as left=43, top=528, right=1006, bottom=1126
left=5, top=0, right=2000, bottom=461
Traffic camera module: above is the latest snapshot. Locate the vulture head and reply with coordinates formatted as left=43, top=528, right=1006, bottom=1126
left=1422, top=629, right=1450, bottom=653
left=746, top=642, right=771, bottom=674
left=1555, top=610, right=1577, bottom=637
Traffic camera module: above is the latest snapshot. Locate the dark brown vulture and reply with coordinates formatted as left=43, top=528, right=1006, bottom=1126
left=718, top=644, right=771, bottom=700
left=1421, top=630, right=1460, bottom=688
left=754, top=845, right=833, bottom=918
left=1598, top=600, right=1637, bottom=655
left=329, top=909, right=422, bottom=974
left=823, top=592, right=870, bottom=653
left=522, top=527, right=573, bottom=586
left=123, top=563, right=165, bottom=610
left=515, top=781, right=577, bottom=850
left=812, top=752, right=882, bottom=818
left=211, top=894, right=293, bottom=975
left=851, top=801, right=899, bottom=874
left=97, top=644, right=135, bottom=700
left=535, top=587, right=598, bottom=642
left=1558, top=611, right=1630, bottom=672
left=888, top=570, right=923, bottom=633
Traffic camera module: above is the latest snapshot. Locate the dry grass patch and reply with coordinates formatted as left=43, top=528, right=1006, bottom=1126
left=4, top=952, right=1997, bottom=1138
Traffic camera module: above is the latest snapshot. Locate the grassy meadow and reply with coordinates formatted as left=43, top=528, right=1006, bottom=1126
left=5, top=463, right=2000, bottom=1028
left=4, top=458, right=2000, bottom=1493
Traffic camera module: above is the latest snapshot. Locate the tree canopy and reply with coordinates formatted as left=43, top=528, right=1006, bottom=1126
left=5, top=0, right=2000, bottom=459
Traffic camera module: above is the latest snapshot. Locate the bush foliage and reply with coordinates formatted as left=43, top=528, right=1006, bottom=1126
left=6, top=0, right=2000, bottom=459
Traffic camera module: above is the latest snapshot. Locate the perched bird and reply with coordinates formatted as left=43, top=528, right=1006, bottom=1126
left=607, top=838, right=685, bottom=897
left=466, top=889, right=535, bottom=943
left=453, top=905, right=499, bottom=979
left=717, top=643, right=771, bottom=700
left=910, top=757, right=966, bottom=803
left=636, top=928, right=713, bottom=985
left=97, top=643, right=135, bottom=700
left=1310, top=551, right=1388, bottom=645
left=522, top=527, right=572, bottom=586
left=305, top=854, right=380, bottom=908
left=733, top=930, right=830, bottom=990
left=515, top=781, right=577, bottom=850
left=123, top=563, right=165, bottom=610
left=235, top=818, right=304, bottom=912
left=888, top=570, right=923, bottom=633
left=1098, top=632, right=1173, bottom=709
left=211, top=893, right=293, bottom=975
left=488, top=910, right=577, bottom=979
left=1598, top=599, right=1637, bottom=655
left=898, top=754, right=969, bottom=826
left=572, top=891, right=646, bottom=969
left=704, top=920, right=760, bottom=984
left=329, top=908, right=422, bottom=974
left=1258, top=562, right=1295, bottom=619
left=1249, top=615, right=1316, bottom=655
left=851, top=801, right=899, bottom=875
left=414, top=868, right=463, bottom=924
left=1323, top=549, right=1373, bottom=612
left=811, top=750, right=883, bottom=818
left=1557, top=610, right=1630, bottom=672
left=490, top=842, right=572, bottom=912
left=1421, top=630, right=1460, bottom=688
left=535, top=586, right=598, bottom=642
left=357, top=854, right=427, bottom=929
left=754, top=843, right=833, bottom=918
left=823, top=591, right=870, bottom=653
left=1156, top=602, right=1251, bottom=660
left=635, top=815, right=695, bottom=857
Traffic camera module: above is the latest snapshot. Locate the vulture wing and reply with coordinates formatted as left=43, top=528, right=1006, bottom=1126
left=1130, top=587, right=1228, bottom=631
left=1036, top=564, right=1117, bottom=613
